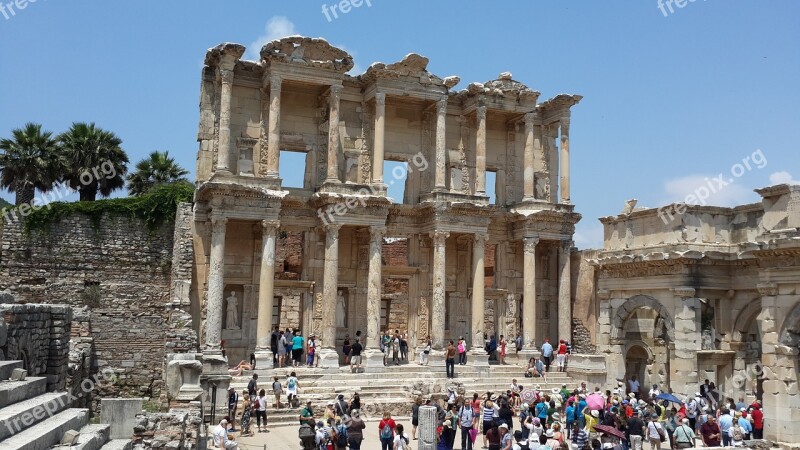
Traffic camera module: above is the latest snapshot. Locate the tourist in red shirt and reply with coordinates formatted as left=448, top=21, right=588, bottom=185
left=556, top=340, right=568, bottom=372
left=750, top=403, right=763, bottom=439
left=700, top=416, right=722, bottom=447
left=378, top=411, right=397, bottom=450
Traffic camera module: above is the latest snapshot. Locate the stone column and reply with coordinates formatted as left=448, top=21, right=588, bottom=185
left=559, top=116, right=571, bottom=204
left=418, top=405, right=438, bottom=450
left=475, top=105, right=487, bottom=195
left=430, top=230, right=449, bottom=349
left=266, top=74, right=282, bottom=177
left=254, top=219, right=279, bottom=368
left=434, top=95, right=448, bottom=191
left=558, top=240, right=572, bottom=343
left=365, top=226, right=386, bottom=370
left=325, top=85, right=343, bottom=184
left=671, top=287, right=699, bottom=397
left=523, top=113, right=536, bottom=201
left=205, top=215, right=227, bottom=355
left=371, top=93, right=386, bottom=184
left=318, top=223, right=341, bottom=368
left=471, top=233, right=490, bottom=367
left=215, top=68, right=235, bottom=175
left=522, top=236, right=539, bottom=349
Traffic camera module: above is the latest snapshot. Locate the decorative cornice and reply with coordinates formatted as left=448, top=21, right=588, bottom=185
left=671, top=286, right=696, bottom=298
left=757, top=282, right=778, bottom=296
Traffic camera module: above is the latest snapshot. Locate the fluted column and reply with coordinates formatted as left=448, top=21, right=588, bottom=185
left=205, top=215, right=228, bottom=354
left=215, top=68, right=235, bottom=175
left=558, top=240, right=572, bottom=343
left=434, top=96, right=448, bottom=191
left=254, top=219, right=279, bottom=368
left=560, top=116, right=571, bottom=204
left=325, top=85, right=343, bottom=183
left=372, top=93, right=386, bottom=184
left=430, top=230, right=449, bottom=349
left=476, top=106, right=487, bottom=195
left=523, top=113, right=535, bottom=201
left=321, top=223, right=341, bottom=349
left=522, top=236, right=539, bottom=348
left=471, top=233, right=488, bottom=350
left=366, top=226, right=386, bottom=349
left=266, top=74, right=282, bottom=177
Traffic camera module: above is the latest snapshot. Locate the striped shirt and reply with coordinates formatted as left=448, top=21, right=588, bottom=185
left=572, top=428, right=589, bottom=448
left=483, top=406, right=496, bottom=422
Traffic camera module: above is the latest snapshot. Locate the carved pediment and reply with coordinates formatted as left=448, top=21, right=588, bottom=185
left=260, top=36, right=354, bottom=73
left=363, top=53, right=456, bottom=87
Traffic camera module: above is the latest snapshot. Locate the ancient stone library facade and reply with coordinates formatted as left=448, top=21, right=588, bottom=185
left=192, top=37, right=582, bottom=371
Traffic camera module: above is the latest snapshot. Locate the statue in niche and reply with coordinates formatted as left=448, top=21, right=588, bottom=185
left=336, top=290, right=346, bottom=328
left=226, top=292, right=239, bottom=329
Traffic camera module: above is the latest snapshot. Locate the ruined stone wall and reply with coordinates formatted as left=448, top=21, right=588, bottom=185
left=0, top=212, right=180, bottom=411
left=0, top=303, right=71, bottom=392
left=132, top=408, right=202, bottom=449
left=572, top=249, right=599, bottom=353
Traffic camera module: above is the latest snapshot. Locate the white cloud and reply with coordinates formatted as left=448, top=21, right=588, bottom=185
left=574, top=222, right=605, bottom=250
left=769, top=171, right=800, bottom=186
left=247, top=16, right=297, bottom=60
left=661, top=175, right=757, bottom=207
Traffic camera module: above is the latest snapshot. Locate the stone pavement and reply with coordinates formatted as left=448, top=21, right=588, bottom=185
left=236, top=417, right=417, bottom=449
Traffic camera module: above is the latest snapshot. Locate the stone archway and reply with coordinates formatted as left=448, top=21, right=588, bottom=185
left=611, top=295, right=675, bottom=342
left=779, top=301, right=800, bottom=348
left=625, top=342, right=653, bottom=390
left=731, top=299, right=763, bottom=401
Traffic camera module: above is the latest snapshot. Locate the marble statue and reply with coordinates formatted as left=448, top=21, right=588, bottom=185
left=336, top=290, right=346, bottom=328
left=226, top=291, right=239, bottom=329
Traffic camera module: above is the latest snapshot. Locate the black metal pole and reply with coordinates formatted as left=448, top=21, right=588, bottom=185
left=210, top=383, right=217, bottom=425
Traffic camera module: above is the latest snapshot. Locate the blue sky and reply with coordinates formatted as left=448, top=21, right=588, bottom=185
left=1, top=1, right=798, bottom=248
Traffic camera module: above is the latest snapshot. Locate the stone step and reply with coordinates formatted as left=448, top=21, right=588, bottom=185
left=0, top=362, right=23, bottom=382
left=69, top=423, right=111, bottom=450
left=98, top=439, right=133, bottom=450
left=0, top=392, right=72, bottom=441
left=0, top=408, right=88, bottom=450
left=0, top=377, right=47, bottom=410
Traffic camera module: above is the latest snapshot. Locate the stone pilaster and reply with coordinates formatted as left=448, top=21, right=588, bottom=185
left=325, top=85, right=343, bottom=184
left=475, top=105, right=487, bottom=195
left=215, top=68, right=235, bottom=175
left=318, top=222, right=341, bottom=369
left=372, top=93, right=386, bottom=184
left=430, top=230, right=449, bottom=349
left=204, top=215, right=227, bottom=355
left=671, top=286, right=699, bottom=397
left=266, top=74, right=282, bottom=178
left=364, top=226, right=386, bottom=370
left=558, top=240, right=572, bottom=342
left=522, top=236, right=539, bottom=349
left=434, top=95, right=448, bottom=191
left=470, top=233, right=489, bottom=366
left=254, top=219, right=279, bottom=369
left=523, top=113, right=535, bottom=201
left=559, top=116, right=571, bottom=204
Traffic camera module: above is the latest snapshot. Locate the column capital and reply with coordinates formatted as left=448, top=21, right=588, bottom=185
left=370, top=225, right=387, bottom=240
left=524, top=112, right=536, bottom=126
left=269, top=74, right=282, bottom=92
left=523, top=236, right=540, bottom=252
left=429, top=230, right=450, bottom=245
left=375, top=92, right=386, bottom=106
left=329, top=84, right=343, bottom=98
left=323, top=222, right=342, bottom=234
left=560, top=239, right=574, bottom=251
left=476, top=105, right=487, bottom=121
left=210, top=215, right=228, bottom=232
left=219, top=68, right=234, bottom=84
left=474, top=232, right=489, bottom=246
left=261, top=219, right=280, bottom=232
left=671, top=286, right=696, bottom=299
left=436, top=95, right=448, bottom=114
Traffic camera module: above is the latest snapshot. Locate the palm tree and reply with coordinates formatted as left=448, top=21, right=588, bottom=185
left=57, top=122, right=129, bottom=201
left=0, top=123, right=62, bottom=205
left=126, top=150, right=189, bottom=196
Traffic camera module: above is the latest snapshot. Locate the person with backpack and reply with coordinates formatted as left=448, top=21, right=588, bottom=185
left=512, top=429, right=530, bottom=450
left=334, top=417, right=348, bottom=450
left=271, top=376, right=283, bottom=409
left=334, top=394, right=349, bottom=420
left=394, top=423, right=410, bottom=450
left=345, top=409, right=366, bottom=449
left=458, top=337, right=467, bottom=365
left=645, top=413, right=666, bottom=450
left=459, top=400, right=477, bottom=450
left=379, top=411, right=397, bottom=450
left=286, top=371, right=299, bottom=407
left=729, top=418, right=745, bottom=447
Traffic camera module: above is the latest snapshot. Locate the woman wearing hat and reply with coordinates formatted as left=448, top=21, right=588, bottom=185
left=545, top=428, right=560, bottom=448
left=498, top=423, right=513, bottom=450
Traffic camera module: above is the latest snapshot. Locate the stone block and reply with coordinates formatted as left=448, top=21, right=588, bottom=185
left=10, top=368, right=26, bottom=381
left=61, top=429, right=80, bottom=445
left=101, top=398, right=144, bottom=439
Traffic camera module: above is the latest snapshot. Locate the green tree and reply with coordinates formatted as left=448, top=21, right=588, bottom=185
left=57, top=122, right=129, bottom=201
left=0, top=123, right=62, bottom=205
left=126, top=150, right=189, bottom=196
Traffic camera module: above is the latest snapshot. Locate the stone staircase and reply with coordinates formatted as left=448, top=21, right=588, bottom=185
left=230, top=361, right=583, bottom=427
left=0, top=360, right=131, bottom=450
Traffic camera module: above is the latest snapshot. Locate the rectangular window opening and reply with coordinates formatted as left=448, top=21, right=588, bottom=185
left=486, top=170, right=497, bottom=204
left=383, top=160, right=408, bottom=204
left=279, top=150, right=307, bottom=188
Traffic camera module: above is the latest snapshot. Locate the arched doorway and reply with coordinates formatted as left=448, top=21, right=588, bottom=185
left=625, top=344, right=650, bottom=388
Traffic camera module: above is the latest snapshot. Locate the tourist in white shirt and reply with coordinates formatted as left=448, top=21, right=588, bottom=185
left=648, top=384, right=660, bottom=399
left=628, top=375, right=640, bottom=399
left=212, top=418, right=238, bottom=449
